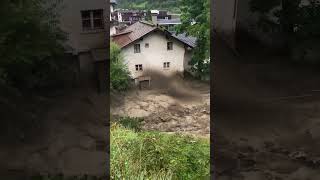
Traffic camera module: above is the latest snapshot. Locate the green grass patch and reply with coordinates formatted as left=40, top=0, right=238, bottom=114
left=115, top=116, right=144, bottom=131
left=110, top=122, right=210, bottom=180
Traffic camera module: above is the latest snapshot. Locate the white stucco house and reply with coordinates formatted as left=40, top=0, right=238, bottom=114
left=111, top=21, right=196, bottom=79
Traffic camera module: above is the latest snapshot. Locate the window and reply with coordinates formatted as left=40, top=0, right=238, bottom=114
left=145, top=43, right=149, bottom=48
left=163, top=62, right=170, bottom=69
left=135, top=64, right=143, bottom=71
left=167, top=42, right=173, bottom=50
left=81, top=9, right=104, bottom=31
left=134, top=44, right=141, bottom=53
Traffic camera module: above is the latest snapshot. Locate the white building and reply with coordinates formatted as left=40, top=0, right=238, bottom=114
left=110, top=0, right=117, bottom=35
left=111, top=21, right=196, bottom=79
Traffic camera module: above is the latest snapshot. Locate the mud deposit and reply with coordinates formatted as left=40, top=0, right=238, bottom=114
left=111, top=77, right=210, bottom=137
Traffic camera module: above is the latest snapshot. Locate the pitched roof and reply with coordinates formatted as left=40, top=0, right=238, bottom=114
left=172, top=33, right=197, bottom=48
left=111, top=21, right=196, bottom=48
left=111, top=21, right=157, bottom=48
left=157, top=18, right=181, bottom=25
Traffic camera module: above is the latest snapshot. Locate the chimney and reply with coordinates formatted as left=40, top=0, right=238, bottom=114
left=151, top=14, right=157, bottom=25
left=150, top=10, right=159, bottom=26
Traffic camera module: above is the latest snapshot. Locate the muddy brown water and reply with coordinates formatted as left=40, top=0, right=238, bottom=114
left=111, top=72, right=210, bottom=137
left=213, top=36, right=320, bottom=179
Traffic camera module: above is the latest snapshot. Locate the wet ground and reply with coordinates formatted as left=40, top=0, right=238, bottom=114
left=213, top=36, right=320, bottom=179
left=111, top=75, right=210, bottom=137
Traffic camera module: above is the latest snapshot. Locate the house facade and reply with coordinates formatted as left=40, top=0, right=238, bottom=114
left=58, top=0, right=109, bottom=91
left=112, top=21, right=195, bottom=79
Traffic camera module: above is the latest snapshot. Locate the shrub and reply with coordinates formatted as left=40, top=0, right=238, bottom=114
left=110, top=41, right=131, bottom=91
left=110, top=122, right=210, bottom=180
left=115, top=116, right=144, bottom=131
left=0, top=0, right=68, bottom=92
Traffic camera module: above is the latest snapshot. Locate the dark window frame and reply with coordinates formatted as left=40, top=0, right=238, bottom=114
left=163, top=62, right=170, bottom=69
left=81, top=9, right=104, bottom=31
left=135, top=64, right=143, bottom=71
left=167, top=42, right=173, bottom=50
left=134, top=44, right=141, bottom=53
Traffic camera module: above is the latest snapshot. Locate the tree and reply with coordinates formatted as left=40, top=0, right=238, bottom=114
left=110, top=41, right=131, bottom=91
left=176, top=0, right=210, bottom=80
left=249, top=0, right=320, bottom=62
left=0, top=0, right=68, bottom=92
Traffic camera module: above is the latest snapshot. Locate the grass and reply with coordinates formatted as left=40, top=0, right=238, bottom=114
left=111, top=117, right=210, bottom=180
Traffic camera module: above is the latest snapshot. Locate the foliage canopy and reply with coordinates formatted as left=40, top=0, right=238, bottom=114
left=110, top=41, right=131, bottom=91
left=0, top=0, right=69, bottom=92
left=176, top=0, right=210, bottom=80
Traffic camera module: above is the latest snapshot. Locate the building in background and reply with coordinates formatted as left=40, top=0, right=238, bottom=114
left=113, top=9, right=147, bottom=25
left=111, top=21, right=196, bottom=79
left=150, top=10, right=181, bottom=31
left=110, top=0, right=118, bottom=35
left=157, top=18, right=181, bottom=31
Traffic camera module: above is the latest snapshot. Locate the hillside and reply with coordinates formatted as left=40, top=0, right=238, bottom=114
left=116, top=0, right=180, bottom=13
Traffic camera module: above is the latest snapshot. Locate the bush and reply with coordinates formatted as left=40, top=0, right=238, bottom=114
left=110, top=41, right=131, bottom=91
left=0, top=0, right=69, bottom=92
left=115, top=116, right=144, bottom=131
left=110, top=122, right=210, bottom=180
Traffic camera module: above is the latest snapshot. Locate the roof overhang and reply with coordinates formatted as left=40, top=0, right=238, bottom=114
left=118, top=28, right=194, bottom=49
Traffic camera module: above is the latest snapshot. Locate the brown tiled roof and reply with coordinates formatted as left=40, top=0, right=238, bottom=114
left=111, top=21, right=157, bottom=48
left=111, top=21, right=195, bottom=49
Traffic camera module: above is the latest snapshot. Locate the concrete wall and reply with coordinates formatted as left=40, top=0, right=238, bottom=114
left=121, top=31, right=187, bottom=79
left=59, top=0, right=108, bottom=54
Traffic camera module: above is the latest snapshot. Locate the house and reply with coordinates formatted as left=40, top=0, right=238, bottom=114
left=150, top=10, right=181, bottom=31
left=111, top=21, right=196, bottom=79
left=114, top=9, right=147, bottom=25
left=157, top=18, right=181, bottom=31
left=58, top=0, right=108, bottom=92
